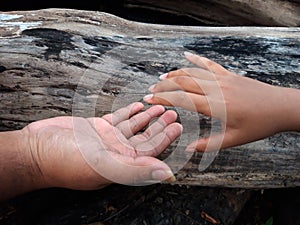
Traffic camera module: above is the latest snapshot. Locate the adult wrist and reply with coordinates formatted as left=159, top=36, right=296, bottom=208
left=18, top=127, right=48, bottom=190
left=0, top=128, right=47, bottom=200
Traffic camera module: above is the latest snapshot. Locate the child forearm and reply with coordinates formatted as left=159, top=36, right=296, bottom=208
left=280, top=87, right=300, bottom=132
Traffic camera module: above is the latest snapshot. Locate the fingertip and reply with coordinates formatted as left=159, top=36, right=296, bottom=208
left=148, top=84, right=156, bottom=92
left=184, top=51, right=195, bottom=58
left=151, top=104, right=166, bottom=113
left=157, top=104, right=166, bottom=111
left=166, top=121, right=182, bottom=131
left=152, top=169, right=175, bottom=182
left=179, top=122, right=183, bottom=129
left=185, top=142, right=197, bottom=152
left=143, top=94, right=153, bottom=102
left=185, top=147, right=196, bottom=153
left=137, top=102, right=144, bottom=107
left=131, top=101, right=144, bottom=109
left=175, top=123, right=183, bottom=133
left=191, top=134, right=227, bottom=152
left=165, top=109, right=177, bottom=117
left=160, top=110, right=178, bottom=124
left=185, top=139, right=206, bottom=152
left=115, top=156, right=175, bottom=184
left=159, top=73, right=169, bottom=80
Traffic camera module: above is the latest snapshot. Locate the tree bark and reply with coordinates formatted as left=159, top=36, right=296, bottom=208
left=0, top=9, right=299, bottom=188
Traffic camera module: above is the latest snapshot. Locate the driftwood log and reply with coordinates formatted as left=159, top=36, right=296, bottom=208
left=0, top=8, right=299, bottom=225
left=0, top=9, right=299, bottom=190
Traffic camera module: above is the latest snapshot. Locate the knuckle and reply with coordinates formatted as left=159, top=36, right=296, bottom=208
left=142, top=129, right=152, bottom=139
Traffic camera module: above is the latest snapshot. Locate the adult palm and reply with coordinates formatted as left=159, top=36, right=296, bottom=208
left=23, top=102, right=182, bottom=190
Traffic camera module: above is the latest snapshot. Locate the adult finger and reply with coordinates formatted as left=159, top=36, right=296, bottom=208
left=89, top=150, right=176, bottom=185
left=102, top=102, right=144, bottom=125
left=86, top=117, right=136, bottom=157
left=73, top=119, right=176, bottom=184
left=143, top=91, right=211, bottom=116
left=149, top=76, right=215, bottom=95
left=129, top=110, right=178, bottom=143
left=184, top=52, right=231, bottom=76
left=116, top=105, right=165, bottom=138
left=134, top=122, right=183, bottom=157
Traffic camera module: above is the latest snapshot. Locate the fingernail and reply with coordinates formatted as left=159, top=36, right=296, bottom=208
left=184, top=51, right=194, bottom=57
left=152, top=169, right=175, bottom=182
left=159, top=73, right=168, bottom=80
left=143, top=94, right=153, bottom=101
left=148, top=84, right=156, bottom=92
left=179, top=124, right=183, bottom=132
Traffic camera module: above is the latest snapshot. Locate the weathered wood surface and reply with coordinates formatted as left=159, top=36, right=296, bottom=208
left=0, top=9, right=300, bottom=188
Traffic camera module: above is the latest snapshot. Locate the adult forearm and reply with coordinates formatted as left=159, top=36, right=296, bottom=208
left=0, top=130, right=43, bottom=201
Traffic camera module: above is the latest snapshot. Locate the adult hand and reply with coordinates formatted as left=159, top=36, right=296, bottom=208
left=144, top=52, right=299, bottom=151
left=20, top=102, right=182, bottom=191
